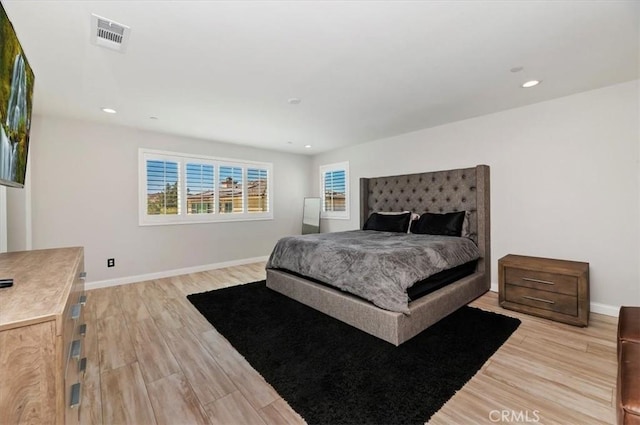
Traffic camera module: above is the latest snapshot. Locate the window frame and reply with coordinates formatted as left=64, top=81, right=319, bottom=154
left=319, top=161, right=350, bottom=220
left=139, top=148, right=273, bottom=226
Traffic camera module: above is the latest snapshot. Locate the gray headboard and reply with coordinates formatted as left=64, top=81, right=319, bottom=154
left=360, top=165, right=490, bottom=285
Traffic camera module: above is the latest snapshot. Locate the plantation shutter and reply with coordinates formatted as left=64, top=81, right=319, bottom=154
left=146, top=159, right=180, bottom=215
left=247, top=168, right=269, bottom=213
left=186, top=163, right=215, bottom=214
left=219, top=166, right=244, bottom=213
left=323, top=169, right=346, bottom=212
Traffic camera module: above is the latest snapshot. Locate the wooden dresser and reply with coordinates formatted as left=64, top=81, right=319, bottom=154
left=498, top=254, right=589, bottom=326
left=0, top=247, right=87, bottom=424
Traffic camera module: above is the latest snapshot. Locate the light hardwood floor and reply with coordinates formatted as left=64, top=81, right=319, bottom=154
left=81, top=262, right=618, bottom=425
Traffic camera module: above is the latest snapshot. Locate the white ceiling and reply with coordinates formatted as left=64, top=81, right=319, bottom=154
left=3, top=1, right=639, bottom=155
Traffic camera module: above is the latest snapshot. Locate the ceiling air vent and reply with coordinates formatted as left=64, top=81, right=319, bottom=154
left=90, top=14, right=131, bottom=53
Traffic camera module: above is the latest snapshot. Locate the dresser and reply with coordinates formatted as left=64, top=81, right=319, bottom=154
left=0, top=247, right=87, bottom=424
left=498, top=254, right=589, bottom=326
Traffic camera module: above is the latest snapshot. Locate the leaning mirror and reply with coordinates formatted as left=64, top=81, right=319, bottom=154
left=302, top=197, right=321, bottom=234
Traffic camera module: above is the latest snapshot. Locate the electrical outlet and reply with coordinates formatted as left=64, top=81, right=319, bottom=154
left=107, top=258, right=115, bottom=268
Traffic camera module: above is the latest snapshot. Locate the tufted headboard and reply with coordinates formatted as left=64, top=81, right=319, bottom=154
left=360, top=165, right=490, bottom=284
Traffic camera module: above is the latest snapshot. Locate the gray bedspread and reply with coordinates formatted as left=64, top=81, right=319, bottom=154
left=266, top=230, right=480, bottom=314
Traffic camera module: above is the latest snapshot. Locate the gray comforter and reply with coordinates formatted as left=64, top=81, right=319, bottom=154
left=266, top=230, right=480, bottom=314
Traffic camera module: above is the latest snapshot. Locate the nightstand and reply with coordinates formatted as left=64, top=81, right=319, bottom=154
left=498, top=254, right=589, bottom=326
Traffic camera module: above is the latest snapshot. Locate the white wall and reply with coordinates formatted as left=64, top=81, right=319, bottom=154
left=0, top=186, right=6, bottom=252
left=6, top=152, right=31, bottom=252
left=6, top=186, right=27, bottom=251
left=312, top=80, right=640, bottom=310
left=29, top=115, right=311, bottom=283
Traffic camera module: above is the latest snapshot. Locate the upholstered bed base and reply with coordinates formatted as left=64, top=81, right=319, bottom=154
left=266, top=164, right=490, bottom=346
left=267, top=268, right=487, bottom=346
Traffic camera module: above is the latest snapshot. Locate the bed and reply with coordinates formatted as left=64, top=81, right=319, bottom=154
left=266, top=164, right=490, bottom=346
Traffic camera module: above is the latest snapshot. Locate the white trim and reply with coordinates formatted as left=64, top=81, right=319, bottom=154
left=85, top=255, right=269, bottom=290
left=138, top=216, right=274, bottom=226
left=490, top=282, right=619, bottom=317
left=320, top=161, right=350, bottom=220
left=590, top=302, right=620, bottom=317
left=140, top=148, right=272, bottom=166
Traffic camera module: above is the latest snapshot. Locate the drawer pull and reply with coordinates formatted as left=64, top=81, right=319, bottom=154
left=78, top=294, right=87, bottom=305
left=522, top=295, right=555, bottom=304
left=522, top=277, right=555, bottom=285
left=79, top=323, right=87, bottom=337
left=69, top=383, right=81, bottom=408
left=79, top=271, right=87, bottom=280
left=70, top=304, right=81, bottom=320
left=70, top=339, right=82, bottom=360
left=79, top=357, right=87, bottom=375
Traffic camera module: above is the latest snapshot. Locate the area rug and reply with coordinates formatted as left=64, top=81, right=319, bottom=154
left=187, top=281, right=520, bottom=425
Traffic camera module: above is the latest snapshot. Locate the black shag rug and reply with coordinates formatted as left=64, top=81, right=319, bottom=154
left=187, top=281, right=520, bottom=425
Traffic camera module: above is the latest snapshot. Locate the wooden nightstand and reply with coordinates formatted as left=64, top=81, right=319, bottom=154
left=498, top=254, right=589, bottom=326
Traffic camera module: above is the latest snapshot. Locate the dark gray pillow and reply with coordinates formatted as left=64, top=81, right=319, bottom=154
left=411, top=211, right=466, bottom=236
left=363, top=212, right=412, bottom=233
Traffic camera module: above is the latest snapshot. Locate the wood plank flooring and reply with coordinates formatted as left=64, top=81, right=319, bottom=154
left=81, top=262, right=618, bottom=424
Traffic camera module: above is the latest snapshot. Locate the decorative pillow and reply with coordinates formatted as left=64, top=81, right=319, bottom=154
left=363, top=212, right=412, bottom=233
left=377, top=211, right=420, bottom=233
left=411, top=211, right=466, bottom=236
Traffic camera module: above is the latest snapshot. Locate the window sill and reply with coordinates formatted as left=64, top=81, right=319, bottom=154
left=139, top=215, right=274, bottom=226
left=320, top=215, right=350, bottom=220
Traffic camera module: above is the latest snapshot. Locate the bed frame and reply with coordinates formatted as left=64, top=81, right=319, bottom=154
left=266, top=164, right=490, bottom=346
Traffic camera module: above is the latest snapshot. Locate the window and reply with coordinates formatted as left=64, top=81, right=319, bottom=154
left=219, top=166, right=243, bottom=213
left=139, top=149, right=273, bottom=225
left=146, top=160, right=179, bottom=216
left=247, top=168, right=269, bottom=213
left=320, top=161, right=349, bottom=219
left=186, top=163, right=214, bottom=215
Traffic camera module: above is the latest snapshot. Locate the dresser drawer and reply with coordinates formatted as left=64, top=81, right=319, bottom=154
left=504, top=267, right=577, bottom=296
left=65, top=357, right=83, bottom=425
left=64, top=303, right=85, bottom=371
left=64, top=270, right=87, bottom=425
left=62, top=300, right=79, bottom=373
left=505, top=284, right=578, bottom=316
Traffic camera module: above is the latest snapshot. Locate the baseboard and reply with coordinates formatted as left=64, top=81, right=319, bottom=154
left=590, top=302, right=620, bottom=317
left=85, top=256, right=269, bottom=290
left=489, top=282, right=619, bottom=317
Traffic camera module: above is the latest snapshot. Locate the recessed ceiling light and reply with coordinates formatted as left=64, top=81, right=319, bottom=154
left=149, top=116, right=158, bottom=120
left=101, top=107, right=117, bottom=114
left=304, top=144, right=312, bottom=149
left=288, top=98, right=302, bottom=105
left=522, top=80, right=541, bottom=88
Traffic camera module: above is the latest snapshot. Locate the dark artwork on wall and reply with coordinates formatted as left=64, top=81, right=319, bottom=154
left=0, top=2, right=34, bottom=188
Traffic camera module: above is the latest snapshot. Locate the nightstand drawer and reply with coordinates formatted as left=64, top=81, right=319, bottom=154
left=504, top=267, right=577, bottom=296
left=505, top=284, right=577, bottom=316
